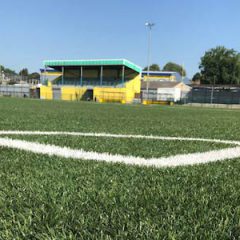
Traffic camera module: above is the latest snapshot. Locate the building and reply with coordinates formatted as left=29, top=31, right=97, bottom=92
left=40, top=59, right=142, bottom=103
left=142, top=71, right=182, bottom=82
left=141, top=81, right=191, bottom=104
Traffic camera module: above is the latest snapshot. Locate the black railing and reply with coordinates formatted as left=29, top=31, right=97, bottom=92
left=182, top=87, right=240, bottom=104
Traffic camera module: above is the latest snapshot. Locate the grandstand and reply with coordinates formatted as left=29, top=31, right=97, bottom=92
left=40, top=59, right=141, bottom=103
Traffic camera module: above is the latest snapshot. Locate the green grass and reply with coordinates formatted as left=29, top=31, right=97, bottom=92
left=1, top=97, right=240, bottom=239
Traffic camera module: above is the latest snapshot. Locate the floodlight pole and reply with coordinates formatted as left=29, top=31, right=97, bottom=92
left=145, top=22, right=155, bottom=99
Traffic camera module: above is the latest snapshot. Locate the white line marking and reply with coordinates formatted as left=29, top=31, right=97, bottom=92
left=0, top=131, right=240, bottom=167
left=1, top=130, right=240, bottom=146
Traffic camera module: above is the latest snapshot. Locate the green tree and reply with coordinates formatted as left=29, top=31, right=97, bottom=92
left=19, top=68, right=29, bottom=77
left=192, top=72, right=202, bottom=83
left=163, top=62, right=186, bottom=76
left=199, top=46, right=240, bottom=84
left=19, top=68, right=29, bottom=81
left=28, top=72, right=40, bottom=80
left=143, top=64, right=160, bottom=71
left=0, top=65, right=17, bottom=76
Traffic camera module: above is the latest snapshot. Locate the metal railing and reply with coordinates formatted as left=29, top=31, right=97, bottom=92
left=0, top=85, right=30, bottom=98
left=182, top=87, right=240, bottom=105
left=95, top=91, right=126, bottom=103
left=54, top=77, right=129, bottom=87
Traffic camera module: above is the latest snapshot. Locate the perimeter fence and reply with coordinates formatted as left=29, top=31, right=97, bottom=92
left=0, top=85, right=40, bottom=98
left=181, top=86, right=240, bottom=105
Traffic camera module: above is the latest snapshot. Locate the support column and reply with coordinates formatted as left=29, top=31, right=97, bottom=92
left=122, top=65, right=125, bottom=85
left=61, top=66, right=64, bottom=85
left=44, top=67, right=47, bottom=84
left=80, top=66, right=83, bottom=86
left=100, top=66, right=103, bottom=86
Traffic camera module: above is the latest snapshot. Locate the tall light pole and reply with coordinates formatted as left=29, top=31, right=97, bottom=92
left=145, top=22, right=155, bottom=98
left=0, top=65, right=2, bottom=82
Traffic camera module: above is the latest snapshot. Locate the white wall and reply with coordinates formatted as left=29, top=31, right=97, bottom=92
left=157, top=88, right=181, bottom=102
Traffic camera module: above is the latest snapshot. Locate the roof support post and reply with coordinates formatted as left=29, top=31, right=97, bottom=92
left=61, top=66, right=64, bottom=85
left=122, top=65, right=125, bottom=86
left=44, top=67, right=47, bottom=84
left=100, top=66, right=103, bottom=86
left=80, top=66, right=83, bottom=86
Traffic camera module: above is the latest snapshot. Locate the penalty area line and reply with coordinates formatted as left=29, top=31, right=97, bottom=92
left=0, top=130, right=240, bottom=146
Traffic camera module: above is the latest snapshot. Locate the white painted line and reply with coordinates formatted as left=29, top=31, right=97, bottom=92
left=0, top=130, right=240, bottom=167
left=0, top=130, right=240, bottom=146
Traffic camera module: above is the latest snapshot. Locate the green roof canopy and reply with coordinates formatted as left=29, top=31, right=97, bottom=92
left=43, top=59, right=142, bottom=73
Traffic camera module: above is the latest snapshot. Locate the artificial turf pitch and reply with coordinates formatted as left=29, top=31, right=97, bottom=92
left=0, top=98, right=240, bottom=239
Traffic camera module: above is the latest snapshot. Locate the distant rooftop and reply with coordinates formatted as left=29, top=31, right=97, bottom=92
left=142, top=71, right=181, bottom=76
left=141, top=81, right=183, bottom=89
left=142, top=71, right=178, bottom=74
left=142, top=71, right=182, bottom=81
left=43, top=59, right=142, bottom=73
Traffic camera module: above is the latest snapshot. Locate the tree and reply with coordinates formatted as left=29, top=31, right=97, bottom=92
left=163, top=62, right=186, bottom=76
left=143, top=64, right=160, bottom=71
left=192, top=72, right=202, bottom=83
left=28, top=72, right=40, bottom=80
left=19, top=68, right=29, bottom=77
left=0, top=65, right=17, bottom=76
left=199, top=46, right=240, bottom=84
left=19, top=68, right=29, bottom=81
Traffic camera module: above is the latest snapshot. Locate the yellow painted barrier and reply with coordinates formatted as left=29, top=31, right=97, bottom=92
left=61, top=87, right=87, bottom=101
left=142, top=100, right=174, bottom=105
left=40, top=86, right=53, bottom=100
left=94, top=87, right=126, bottom=103
left=125, top=75, right=141, bottom=103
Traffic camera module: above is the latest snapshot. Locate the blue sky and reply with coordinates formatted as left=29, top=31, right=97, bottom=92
left=0, top=0, right=240, bottom=77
